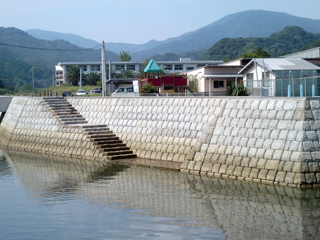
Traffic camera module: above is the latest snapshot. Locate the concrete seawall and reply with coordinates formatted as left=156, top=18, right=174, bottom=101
left=1, top=96, right=320, bottom=188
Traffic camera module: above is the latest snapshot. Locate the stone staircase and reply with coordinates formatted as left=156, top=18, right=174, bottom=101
left=43, top=97, right=137, bottom=160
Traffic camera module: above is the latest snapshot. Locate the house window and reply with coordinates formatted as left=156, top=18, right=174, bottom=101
left=127, top=65, right=135, bottom=71
left=164, top=64, right=172, bottom=70
left=187, top=67, right=194, bottom=71
left=115, top=65, right=125, bottom=71
left=214, top=81, right=224, bottom=88
left=80, top=66, right=87, bottom=71
left=197, top=64, right=205, bottom=68
left=174, top=64, right=183, bottom=70
left=91, top=65, right=100, bottom=71
left=262, top=72, right=270, bottom=80
left=247, top=73, right=254, bottom=80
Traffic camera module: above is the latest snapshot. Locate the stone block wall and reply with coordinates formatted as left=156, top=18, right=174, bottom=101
left=0, top=97, right=26, bottom=147
left=0, top=97, right=105, bottom=161
left=68, top=97, right=226, bottom=162
left=180, top=98, right=320, bottom=188
left=2, top=96, right=320, bottom=187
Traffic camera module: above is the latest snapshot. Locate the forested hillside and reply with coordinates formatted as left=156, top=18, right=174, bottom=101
left=0, top=27, right=118, bottom=89
left=201, top=26, right=320, bottom=60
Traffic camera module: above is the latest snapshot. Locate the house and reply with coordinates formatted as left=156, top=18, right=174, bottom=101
left=239, top=58, right=320, bottom=97
left=186, top=59, right=250, bottom=95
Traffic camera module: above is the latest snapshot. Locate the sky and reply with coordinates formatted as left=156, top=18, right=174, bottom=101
left=1, top=0, right=320, bottom=45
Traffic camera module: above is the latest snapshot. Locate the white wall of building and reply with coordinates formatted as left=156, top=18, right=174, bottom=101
left=282, top=48, right=320, bottom=58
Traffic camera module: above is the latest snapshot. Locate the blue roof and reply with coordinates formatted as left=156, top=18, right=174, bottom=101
left=144, top=59, right=162, bottom=73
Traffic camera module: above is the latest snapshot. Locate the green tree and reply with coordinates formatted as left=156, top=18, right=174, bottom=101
left=187, top=75, right=197, bottom=92
left=142, top=83, right=157, bottom=93
left=20, top=83, right=32, bottom=93
left=119, top=51, right=131, bottom=61
left=84, top=72, right=101, bottom=85
left=66, top=65, right=80, bottom=86
left=241, top=47, right=271, bottom=58
left=120, top=69, right=135, bottom=78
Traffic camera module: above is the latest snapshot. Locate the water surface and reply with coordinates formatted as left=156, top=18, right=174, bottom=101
left=0, top=147, right=320, bottom=239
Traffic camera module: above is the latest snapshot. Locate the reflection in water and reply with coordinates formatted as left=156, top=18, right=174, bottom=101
left=1, top=148, right=320, bottom=239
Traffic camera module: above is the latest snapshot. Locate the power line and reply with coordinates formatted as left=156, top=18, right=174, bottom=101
left=0, top=42, right=99, bottom=51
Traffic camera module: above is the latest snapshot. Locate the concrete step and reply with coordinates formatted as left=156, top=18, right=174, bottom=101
left=107, top=154, right=137, bottom=160
left=47, top=104, right=72, bottom=107
left=91, top=134, right=117, bottom=138
left=101, top=146, right=130, bottom=152
left=93, top=136, right=120, bottom=142
left=82, top=125, right=107, bottom=129
left=96, top=143, right=126, bottom=148
left=63, top=120, right=88, bottom=125
left=60, top=118, right=86, bottom=122
left=93, top=140, right=122, bottom=145
left=86, top=132, right=115, bottom=138
left=49, top=107, right=75, bottom=111
left=58, top=115, right=84, bottom=118
left=91, top=135, right=118, bottom=141
left=53, top=110, right=78, bottom=114
left=104, top=150, right=133, bottom=156
left=84, top=129, right=111, bottom=133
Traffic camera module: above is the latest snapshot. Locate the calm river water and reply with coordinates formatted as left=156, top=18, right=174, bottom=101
left=1, top=146, right=320, bottom=240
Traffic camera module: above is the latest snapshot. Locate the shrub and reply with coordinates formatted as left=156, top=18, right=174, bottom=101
left=142, top=83, right=157, bottom=93
left=226, top=82, right=249, bottom=96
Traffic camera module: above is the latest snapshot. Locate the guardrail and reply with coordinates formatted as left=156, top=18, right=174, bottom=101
left=33, top=90, right=62, bottom=97
left=111, top=91, right=226, bottom=97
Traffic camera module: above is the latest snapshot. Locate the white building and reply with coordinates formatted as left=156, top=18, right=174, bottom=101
left=239, top=58, right=320, bottom=97
left=55, top=58, right=222, bottom=85
left=186, top=58, right=250, bottom=95
left=281, top=47, right=320, bottom=59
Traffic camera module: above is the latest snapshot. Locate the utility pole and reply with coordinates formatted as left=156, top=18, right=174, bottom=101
left=101, top=41, right=106, bottom=97
left=109, top=59, right=111, bottom=80
left=109, top=59, right=111, bottom=95
left=80, top=67, right=82, bottom=90
left=32, top=67, right=34, bottom=94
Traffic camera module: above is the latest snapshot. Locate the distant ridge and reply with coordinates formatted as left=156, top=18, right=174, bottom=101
left=26, top=29, right=100, bottom=48
left=131, top=10, right=320, bottom=60
left=25, top=10, right=320, bottom=61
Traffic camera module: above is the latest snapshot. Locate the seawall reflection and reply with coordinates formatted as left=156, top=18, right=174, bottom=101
left=2, top=149, right=320, bottom=240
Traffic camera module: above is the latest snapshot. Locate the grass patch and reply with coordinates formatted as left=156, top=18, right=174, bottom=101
left=45, top=84, right=99, bottom=94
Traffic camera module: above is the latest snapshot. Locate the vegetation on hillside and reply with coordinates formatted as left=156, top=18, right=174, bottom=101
left=201, top=26, right=320, bottom=60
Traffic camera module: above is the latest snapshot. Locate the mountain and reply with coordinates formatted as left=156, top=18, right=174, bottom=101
left=25, top=10, right=320, bottom=61
left=201, top=26, right=320, bottom=60
left=301, top=38, right=320, bottom=51
left=26, top=29, right=100, bottom=48
left=0, top=27, right=118, bottom=69
left=0, top=27, right=119, bottom=89
left=25, top=29, right=190, bottom=55
left=131, top=10, right=320, bottom=60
